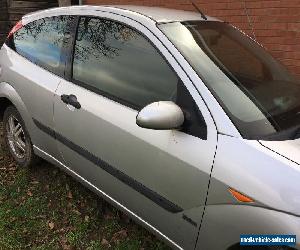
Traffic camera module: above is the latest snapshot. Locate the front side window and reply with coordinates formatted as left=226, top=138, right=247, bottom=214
left=72, top=17, right=207, bottom=139
left=72, top=17, right=178, bottom=109
left=9, top=16, right=74, bottom=75
left=159, top=21, right=300, bottom=140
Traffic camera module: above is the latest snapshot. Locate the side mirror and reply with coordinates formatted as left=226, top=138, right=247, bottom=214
left=136, top=101, right=184, bottom=130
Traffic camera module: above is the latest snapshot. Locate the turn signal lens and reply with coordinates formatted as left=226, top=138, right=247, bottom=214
left=228, top=188, right=254, bottom=203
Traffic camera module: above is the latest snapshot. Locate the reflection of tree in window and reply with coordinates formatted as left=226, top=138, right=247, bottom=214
left=74, top=17, right=136, bottom=62
left=13, top=16, right=73, bottom=72
left=73, top=17, right=179, bottom=109
left=16, top=17, right=66, bottom=45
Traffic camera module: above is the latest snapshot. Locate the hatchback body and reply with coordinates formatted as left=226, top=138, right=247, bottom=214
left=0, top=6, right=300, bottom=250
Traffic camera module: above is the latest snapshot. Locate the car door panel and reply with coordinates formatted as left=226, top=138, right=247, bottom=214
left=53, top=80, right=214, bottom=248
left=54, top=80, right=215, bottom=210
left=53, top=14, right=218, bottom=249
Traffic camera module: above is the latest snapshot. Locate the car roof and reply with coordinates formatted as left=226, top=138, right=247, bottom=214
left=23, top=5, right=219, bottom=25
left=107, top=5, right=217, bottom=22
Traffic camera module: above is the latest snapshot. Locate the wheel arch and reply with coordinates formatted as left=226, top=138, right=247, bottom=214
left=196, top=204, right=300, bottom=250
left=0, top=82, right=34, bottom=137
left=0, top=97, right=13, bottom=120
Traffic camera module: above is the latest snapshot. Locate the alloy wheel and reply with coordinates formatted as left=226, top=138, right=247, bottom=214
left=5, top=115, right=27, bottom=159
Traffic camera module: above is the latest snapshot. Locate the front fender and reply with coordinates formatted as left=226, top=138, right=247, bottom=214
left=196, top=204, right=300, bottom=250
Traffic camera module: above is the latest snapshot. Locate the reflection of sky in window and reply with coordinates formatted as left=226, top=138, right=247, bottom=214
left=15, top=39, right=61, bottom=68
left=13, top=16, right=68, bottom=73
left=73, top=20, right=178, bottom=108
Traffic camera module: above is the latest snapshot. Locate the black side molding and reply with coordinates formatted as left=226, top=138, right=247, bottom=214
left=182, top=214, right=197, bottom=227
left=33, top=119, right=183, bottom=213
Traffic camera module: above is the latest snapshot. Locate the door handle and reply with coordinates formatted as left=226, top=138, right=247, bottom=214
left=61, top=94, right=81, bottom=109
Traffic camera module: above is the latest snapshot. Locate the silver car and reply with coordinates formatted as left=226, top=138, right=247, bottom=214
left=0, top=5, right=299, bottom=250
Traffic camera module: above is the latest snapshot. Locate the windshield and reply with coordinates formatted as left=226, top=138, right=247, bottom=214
left=159, top=21, right=300, bottom=140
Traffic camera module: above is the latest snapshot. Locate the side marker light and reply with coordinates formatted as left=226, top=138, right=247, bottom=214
left=228, top=188, right=254, bottom=203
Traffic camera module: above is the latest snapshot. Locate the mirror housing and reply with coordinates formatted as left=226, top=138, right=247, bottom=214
left=136, top=101, right=184, bottom=130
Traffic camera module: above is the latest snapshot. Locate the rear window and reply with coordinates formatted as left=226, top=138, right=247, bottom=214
left=6, top=16, right=75, bottom=76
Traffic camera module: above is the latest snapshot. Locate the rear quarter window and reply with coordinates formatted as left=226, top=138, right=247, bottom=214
left=7, top=16, right=75, bottom=77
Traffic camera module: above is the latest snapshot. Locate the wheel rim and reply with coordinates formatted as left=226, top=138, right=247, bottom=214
left=6, top=115, right=27, bottom=159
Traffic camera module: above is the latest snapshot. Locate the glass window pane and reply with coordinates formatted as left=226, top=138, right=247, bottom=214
left=73, top=17, right=178, bottom=109
left=159, top=21, right=300, bottom=139
left=13, top=16, right=72, bottom=75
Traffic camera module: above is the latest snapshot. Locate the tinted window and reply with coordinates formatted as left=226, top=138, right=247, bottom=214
left=159, top=21, right=300, bottom=140
left=73, top=17, right=178, bottom=109
left=10, top=16, right=74, bottom=76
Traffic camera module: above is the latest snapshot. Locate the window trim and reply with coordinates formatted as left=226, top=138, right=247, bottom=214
left=69, top=15, right=181, bottom=111
left=68, top=15, right=208, bottom=139
left=73, top=77, right=142, bottom=110
left=63, top=15, right=80, bottom=80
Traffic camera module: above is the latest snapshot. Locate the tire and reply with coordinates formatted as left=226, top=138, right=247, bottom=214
left=3, top=106, right=37, bottom=167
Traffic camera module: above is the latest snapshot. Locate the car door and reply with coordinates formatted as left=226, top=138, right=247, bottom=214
left=5, top=15, right=75, bottom=161
left=53, top=15, right=218, bottom=249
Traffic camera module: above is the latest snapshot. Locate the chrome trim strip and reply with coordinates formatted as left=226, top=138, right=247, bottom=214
left=33, top=145, right=183, bottom=250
